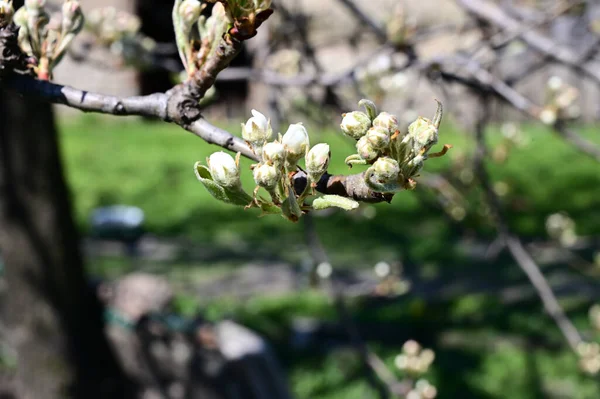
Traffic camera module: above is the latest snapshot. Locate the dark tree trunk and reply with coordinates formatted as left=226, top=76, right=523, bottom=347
left=0, top=90, right=135, bottom=398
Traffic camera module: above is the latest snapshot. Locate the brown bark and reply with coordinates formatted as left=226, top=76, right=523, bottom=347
left=0, top=90, right=135, bottom=398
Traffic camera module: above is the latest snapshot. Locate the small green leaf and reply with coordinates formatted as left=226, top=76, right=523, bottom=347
left=224, top=187, right=254, bottom=206
left=194, top=162, right=252, bottom=206
left=281, top=182, right=303, bottom=222
left=313, top=195, right=360, bottom=211
left=194, top=162, right=231, bottom=204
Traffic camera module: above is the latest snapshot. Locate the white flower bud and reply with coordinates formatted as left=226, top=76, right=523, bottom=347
left=356, top=136, right=379, bottom=162
left=62, top=0, right=83, bottom=34
left=372, top=112, right=399, bottom=134
left=208, top=151, right=240, bottom=189
left=340, top=111, right=371, bottom=140
left=282, top=123, right=310, bottom=167
left=371, top=157, right=400, bottom=182
left=242, top=109, right=272, bottom=145
left=25, top=0, right=45, bottom=9
left=253, top=163, right=281, bottom=190
left=178, top=0, right=202, bottom=28
left=305, top=143, right=330, bottom=180
left=365, top=126, right=391, bottom=150
left=0, top=0, right=14, bottom=26
left=403, top=340, right=421, bottom=356
left=262, top=141, right=285, bottom=167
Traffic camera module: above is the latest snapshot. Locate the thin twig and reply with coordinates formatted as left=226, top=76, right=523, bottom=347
left=473, top=94, right=583, bottom=353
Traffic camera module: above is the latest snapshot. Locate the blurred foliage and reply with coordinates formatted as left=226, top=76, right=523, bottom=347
left=58, top=115, right=600, bottom=398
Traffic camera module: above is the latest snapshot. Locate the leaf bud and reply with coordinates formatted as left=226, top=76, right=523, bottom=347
left=282, top=123, right=310, bottom=168
left=372, top=112, right=399, bottom=134
left=253, top=162, right=281, bottom=190
left=340, top=111, right=371, bottom=140
left=356, top=135, right=379, bottom=162
left=305, top=143, right=330, bottom=181
left=365, top=126, right=391, bottom=150
left=208, top=151, right=241, bottom=189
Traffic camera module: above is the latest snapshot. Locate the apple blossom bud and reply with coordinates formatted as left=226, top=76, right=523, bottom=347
left=178, top=0, right=202, bottom=28
left=208, top=151, right=240, bottom=189
left=25, top=0, right=45, bottom=9
left=253, top=163, right=281, bottom=190
left=356, top=135, right=379, bottom=162
left=340, top=111, right=371, bottom=140
left=371, top=157, right=400, bottom=182
left=365, top=126, right=391, bottom=150
left=372, top=112, right=399, bottom=134
left=305, top=143, right=330, bottom=181
left=0, top=0, right=14, bottom=27
left=62, top=0, right=83, bottom=34
left=262, top=141, right=285, bottom=167
left=408, top=117, right=438, bottom=154
left=242, top=109, right=272, bottom=145
left=282, top=123, right=310, bottom=167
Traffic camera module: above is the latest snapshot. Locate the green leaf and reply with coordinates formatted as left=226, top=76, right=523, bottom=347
left=281, top=182, right=303, bottom=222
left=313, top=195, right=360, bottom=211
left=195, top=162, right=254, bottom=206
left=194, top=163, right=231, bottom=204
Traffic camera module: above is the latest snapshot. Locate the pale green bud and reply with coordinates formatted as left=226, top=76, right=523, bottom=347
left=340, top=111, right=371, bottom=140
left=372, top=112, right=399, bottom=134
left=253, top=163, right=281, bottom=190
left=356, top=135, right=379, bottom=162
left=0, top=0, right=14, bottom=26
left=408, top=117, right=438, bottom=153
left=371, top=157, right=400, bottom=182
left=282, top=123, right=310, bottom=166
left=365, top=126, right=391, bottom=150
left=262, top=141, right=285, bottom=167
left=208, top=151, right=241, bottom=189
left=62, top=0, right=83, bottom=34
left=25, top=0, right=45, bottom=9
left=242, top=109, right=272, bottom=145
left=403, top=154, right=425, bottom=177
left=305, top=143, right=330, bottom=181
left=178, top=0, right=202, bottom=30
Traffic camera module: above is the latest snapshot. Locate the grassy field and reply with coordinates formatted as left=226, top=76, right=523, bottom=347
left=58, top=115, right=600, bottom=398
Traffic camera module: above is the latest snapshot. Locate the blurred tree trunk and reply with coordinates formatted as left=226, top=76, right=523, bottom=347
left=0, top=89, right=135, bottom=397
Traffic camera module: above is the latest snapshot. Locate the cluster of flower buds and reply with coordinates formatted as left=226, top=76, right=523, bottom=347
left=577, top=341, right=600, bottom=375
left=406, top=379, right=438, bottom=399
left=196, top=110, right=358, bottom=222
left=540, top=76, right=580, bottom=125
left=342, top=99, right=449, bottom=193
left=173, top=0, right=273, bottom=77
left=395, top=340, right=436, bottom=376
left=0, top=0, right=14, bottom=28
left=545, top=212, right=577, bottom=247
left=12, top=0, right=84, bottom=80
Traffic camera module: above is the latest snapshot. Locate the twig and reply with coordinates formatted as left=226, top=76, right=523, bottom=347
left=473, top=94, right=583, bottom=353
left=335, top=0, right=387, bottom=43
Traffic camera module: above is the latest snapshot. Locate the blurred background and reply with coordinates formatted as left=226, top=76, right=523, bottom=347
left=1, top=0, right=600, bottom=398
